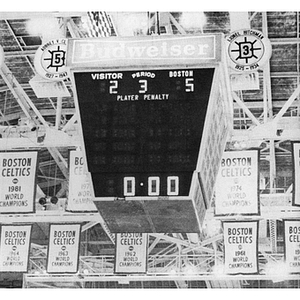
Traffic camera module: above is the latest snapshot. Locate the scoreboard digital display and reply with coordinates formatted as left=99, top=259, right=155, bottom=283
left=74, top=68, right=215, bottom=197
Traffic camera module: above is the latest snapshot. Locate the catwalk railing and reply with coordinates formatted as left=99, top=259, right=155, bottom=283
left=23, top=251, right=299, bottom=288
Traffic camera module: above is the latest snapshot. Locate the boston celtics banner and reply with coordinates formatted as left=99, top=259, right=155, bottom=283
left=284, top=220, right=300, bottom=273
left=223, top=220, right=259, bottom=274
left=0, top=225, right=32, bottom=272
left=292, top=142, right=300, bottom=206
left=115, top=233, right=148, bottom=274
left=66, top=150, right=97, bottom=212
left=0, top=151, right=38, bottom=213
left=215, top=150, right=260, bottom=216
left=46, top=223, right=81, bottom=273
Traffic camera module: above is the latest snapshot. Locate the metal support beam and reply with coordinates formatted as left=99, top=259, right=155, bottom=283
left=149, top=234, right=190, bottom=248
left=232, top=92, right=261, bottom=126
left=4, top=50, right=36, bottom=57
left=66, top=18, right=84, bottom=38
left=23, top=271, right=300, bottom=284
left=82, top=221, right=100, bottom=232
left=0, top=64, right=32, bottom=119
left=168, top=13, right=187, bottom=34
left=0, top=211, right=100, bottom=223
left=0, top=108, right=75, bottom=124
left=262, top=12, right=273, bottom=121
left=148, top=237, right=161, bottom=254
left=47, top=147, right=68, bottom=179
left=55, top=97, right=63, bottom=130
left=62, top=113, right=78, bottom=133
left=273, top=84, right=300, bottom=122
left=0, top=12, right=87, bottom=20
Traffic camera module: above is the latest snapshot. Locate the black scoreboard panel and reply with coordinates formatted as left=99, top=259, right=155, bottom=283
left=74, top=68, right=215, bottom=197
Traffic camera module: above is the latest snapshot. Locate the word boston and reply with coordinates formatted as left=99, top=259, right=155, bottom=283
left=284, top=220, right=300, bottom=273
left=223, top=221, right=259, bottom=275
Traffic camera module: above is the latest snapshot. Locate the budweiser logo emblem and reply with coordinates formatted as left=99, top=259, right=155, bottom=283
left=68, top=35, right=221, bottom=67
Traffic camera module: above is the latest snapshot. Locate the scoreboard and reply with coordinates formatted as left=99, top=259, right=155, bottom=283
left=68, top=34, right=231, bottom=232
left=74, top=68, right=214, bottom=197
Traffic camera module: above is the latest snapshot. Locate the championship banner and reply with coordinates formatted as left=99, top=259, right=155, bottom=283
left=292, top=142, right=300, bottom=206
left=223, top=221, right=259, bottom=275
left=0, top=225, right=32, bottom=272
left=115, top=233, right=148, bottom=274
left=0, top=151, right=38, bottom=214
left=66, top=150, right=97, bottom=212
left=215, top=150, right=260, bottom=216
left=284, top=220, right=300, bottom=274
left=46, top=224, right=81, bottom=274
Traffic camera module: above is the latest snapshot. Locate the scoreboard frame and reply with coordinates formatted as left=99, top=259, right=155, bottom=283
left=67, top=34, right=232, bottom=233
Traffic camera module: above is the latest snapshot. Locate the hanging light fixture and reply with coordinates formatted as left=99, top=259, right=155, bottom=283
left=38, top=196, right=59, bottom=207
left=50, top=196, right=58, bottom=204
left=212, top=263, right=224, bottom=276
left=109, top=12, right=148, bottom=36
left=180, top=12, right=207, bottom=33
left=38, top=197, right=47, bottom=206
left=264, top=261, right=289, bottom=282
left=18, top=117, right=37, bottom=132
left=26, top=17, right=64, bottom=42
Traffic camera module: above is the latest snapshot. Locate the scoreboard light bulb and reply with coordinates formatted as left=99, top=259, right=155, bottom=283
left=26, top=17, right=64, bottom=42
left=212, top=264, right=224, bottom=276
left=184, top=265, right=197, bottom=275
left=169, top=268, right=177, bottom=275
left=180, top=12, right=207, bottom=32
left=140, top=182, right=144, bottom=186
left=110, top=12, right=148, bottom=36
left=265, top=261, right=289, bottom=282
left=205, top=220, right=221, bottom=237
left=81, top=16, right=90, bottom=33
left=38, top=197, right=47, bottom=206
left=24, top=119, right=37, bottom=132
left=50, top=196, right=59, bottom=204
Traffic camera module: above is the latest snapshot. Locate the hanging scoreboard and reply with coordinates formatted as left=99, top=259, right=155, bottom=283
left=73, top=68, right=214, bottom=197
left=68, top=34, right=232, bottom=233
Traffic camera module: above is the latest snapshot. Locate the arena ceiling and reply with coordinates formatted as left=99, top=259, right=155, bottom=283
left=0, top=11, right=299, bottom=288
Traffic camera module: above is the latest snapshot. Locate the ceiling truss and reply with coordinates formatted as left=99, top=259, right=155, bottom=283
left=0, top=11, right=299, bottom=288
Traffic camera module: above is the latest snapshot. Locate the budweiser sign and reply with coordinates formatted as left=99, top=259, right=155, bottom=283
left=67, top=34, right=222, bottom=68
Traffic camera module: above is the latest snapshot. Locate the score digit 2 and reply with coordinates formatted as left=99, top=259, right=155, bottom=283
left=109, top=80, right=118, bottom=94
